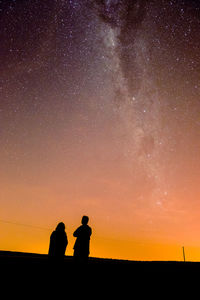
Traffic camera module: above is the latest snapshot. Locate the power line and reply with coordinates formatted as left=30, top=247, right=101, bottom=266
left=0, top=219, right=51, bottom=231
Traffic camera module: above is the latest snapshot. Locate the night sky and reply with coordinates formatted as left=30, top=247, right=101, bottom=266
left=1, top=0, right=200, bottom=261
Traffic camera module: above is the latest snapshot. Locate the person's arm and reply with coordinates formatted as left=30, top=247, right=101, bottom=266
left=73, top=226, right=80, bottom=237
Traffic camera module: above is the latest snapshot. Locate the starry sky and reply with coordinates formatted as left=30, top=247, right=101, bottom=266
left=1, top=0, right=200, bottom=261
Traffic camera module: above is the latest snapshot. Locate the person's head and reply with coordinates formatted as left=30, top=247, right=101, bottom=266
left=56, top=222, right=65, bottom=231
left=81, top=215, right=89, bottom=225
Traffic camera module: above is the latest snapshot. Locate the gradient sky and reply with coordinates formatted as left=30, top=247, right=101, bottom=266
left=1, top=0, right=200, bottom=261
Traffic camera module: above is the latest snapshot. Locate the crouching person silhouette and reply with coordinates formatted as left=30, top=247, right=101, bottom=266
left=73, top=216, right=92, bottom=263
left=48, top=222, right=68, bottom=263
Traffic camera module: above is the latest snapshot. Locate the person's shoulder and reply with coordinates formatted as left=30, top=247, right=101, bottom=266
left=50, top=230, right=56, bottom=238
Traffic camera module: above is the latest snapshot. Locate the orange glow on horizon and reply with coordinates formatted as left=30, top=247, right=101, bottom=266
left=1, top=178, right=200, bottom=262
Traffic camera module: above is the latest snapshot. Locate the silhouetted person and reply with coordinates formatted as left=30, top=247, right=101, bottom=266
left=48, top=222, right=68, bottom=262
left=73, top=216, right=92, bottom=263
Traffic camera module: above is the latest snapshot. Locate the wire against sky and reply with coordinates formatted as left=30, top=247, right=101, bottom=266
left=0, top=219, right=51, bottom=231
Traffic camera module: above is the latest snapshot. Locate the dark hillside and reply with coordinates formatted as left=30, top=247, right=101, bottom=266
left=0, top=250, right=199, bottom=295
left=1, top=250, right=200, bottom=274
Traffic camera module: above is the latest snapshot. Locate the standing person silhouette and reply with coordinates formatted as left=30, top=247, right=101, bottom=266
left=48, top=222, right=68, bottom=261
left=73, top=216, right=92, bottom=263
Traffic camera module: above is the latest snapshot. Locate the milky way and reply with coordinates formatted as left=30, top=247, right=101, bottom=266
left=92, top=0, right=165, bottom=205
left=91, top=0, right=200, bottom=209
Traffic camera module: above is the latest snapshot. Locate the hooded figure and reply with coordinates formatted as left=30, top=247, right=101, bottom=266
left=48, top=222, right=68, bottom=260
left=73, top=216, right=92, bottom=262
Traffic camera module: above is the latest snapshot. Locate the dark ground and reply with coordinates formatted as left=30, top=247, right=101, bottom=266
left=0, top=250, right=199, bottom=296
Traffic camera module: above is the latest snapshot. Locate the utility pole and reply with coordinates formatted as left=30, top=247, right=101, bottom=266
left=182, top=246, right=186, bottom=262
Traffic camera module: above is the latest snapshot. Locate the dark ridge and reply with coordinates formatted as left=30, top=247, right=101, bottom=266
left=1, top=249, right=200, bottom=269
left=1, top=250, right=199, bottom=295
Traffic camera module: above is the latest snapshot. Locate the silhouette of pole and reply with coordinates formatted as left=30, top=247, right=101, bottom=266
left=182, top=246, right=186, bottom=262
